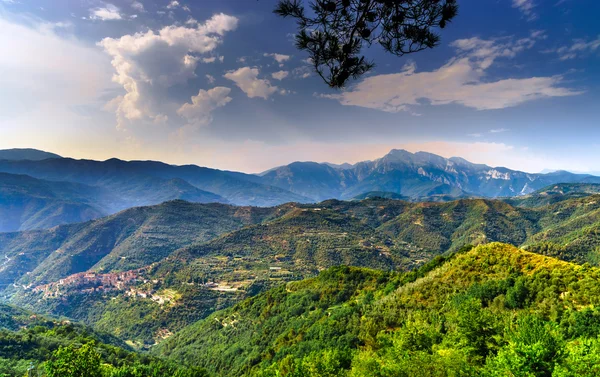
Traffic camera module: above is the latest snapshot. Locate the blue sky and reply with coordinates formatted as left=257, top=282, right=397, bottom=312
left=0, top=0, right=599, bottom=173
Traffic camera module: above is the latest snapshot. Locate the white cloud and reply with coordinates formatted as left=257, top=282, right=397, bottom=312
left=271, top=70, right=289, bottom=80
left=264, top=53, right=291, bottom=65
left=177, top=87, right=232, bottom=127
left=99, top=13, right=238, bottom=128
left=292, top=65, right=311, bottom=79
left=548, top=36, right=600, bottom=60
left=206, top=74, right=215, bottom=84
left=490, top=128, right=509, bottom=133
left=166, top=1, right=180, bottom=9
left=131, top=1, right=144, bottom=12
left=90, top=3, right=123, bottom=21
left=320, top=34, right=581, bottom=113
left=224, top=67, right=278, bottom=99
left=201, top=56, right=223, bottom=63
left=512, top=0, right=537, bottom=21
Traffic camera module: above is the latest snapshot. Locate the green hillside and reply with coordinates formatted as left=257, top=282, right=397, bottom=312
left=9, top=196, right=600, bottom=347
left=155, top=243, right=600, bottom=377
left=0, top=200, right=280, bottom=289
left=0, top=303, right=207, bottom=377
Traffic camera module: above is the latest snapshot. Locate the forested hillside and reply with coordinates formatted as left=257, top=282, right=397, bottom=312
left=6, top=194, right=600, bottom=348
left=156, top=243, right=600, bottom=377
left=0, top=200, right=282, bottom=289
left=0, top=303, right=206, bottom=376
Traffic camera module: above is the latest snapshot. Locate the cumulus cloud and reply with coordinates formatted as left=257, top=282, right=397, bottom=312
left=264, top=53, right=291, bottom=66
left=90, top=3, right=123, bottom=21
left=224, top=67, right=278, bottom=99
left=177, top=87, right=232, bottom=127
left=271, top=70, right=289, bottom=81
left=512, top=0, right=537, bottom=21
left=99, top=13, right=238, bottom=128
left=320, top=33, right=581, bottom=113
left=546, top=36, right=600, bottom=60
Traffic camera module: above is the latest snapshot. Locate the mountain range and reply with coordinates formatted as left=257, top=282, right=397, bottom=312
left=3, top=149, right=600, bottom=375
left=3, top=185, right=600, bottom=346
left=1, top=148, right=600, bottom=233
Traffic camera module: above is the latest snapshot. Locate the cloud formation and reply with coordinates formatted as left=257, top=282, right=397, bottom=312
left=321, top=33, right=581, bottom=113
left=90, top=3, right=123, bottom=21
left=547, top=36, right=600, bottom=60
left=224, top=67, right=278, bottom=99
left=264, top=53, right=291, bottom=66
left=166, top=1, right=180, bottom=9
left=271, top=70, right=289, bottom=80
left=131, top=1, right=144, bottom=12
left=99, top=13, right=238, bottom=128
left=177, top=87, right=232, bottom=127
left=512, top=0, right=537, bottom=21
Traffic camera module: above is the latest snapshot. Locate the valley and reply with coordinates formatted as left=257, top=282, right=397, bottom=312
left=2, top=187, right=600, bottom=349
left=2, top=150, right=600, bottom=376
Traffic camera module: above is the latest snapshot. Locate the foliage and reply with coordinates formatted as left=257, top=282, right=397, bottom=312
left=10, top=194, right=600, bottom=348
left=275, top=0, right=458, bottom=88
left=0, top=309, right=207, bottom=377
left=46, top=343, right=102, bottom=377
left=154, top=243, right=600, bottom=377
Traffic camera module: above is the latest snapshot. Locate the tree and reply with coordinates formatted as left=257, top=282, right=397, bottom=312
left=275, top=0, right=458, bottom=88
left=45, top=343, right=102, bottom=377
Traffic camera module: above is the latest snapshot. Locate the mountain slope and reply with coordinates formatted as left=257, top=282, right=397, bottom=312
left=0, top=200, right=281, bottom=289
left=0, top=303, right=208, bottom=377
left=259, top=162, right=356, bottom=201
left=2, top=149, right=598, bottom=212
left=0, top=158, right=309, bottom=208
left=258, top=149, right=600, bottom=201
left=0, top=148, right=61, bottom=161
left=0, top=171, right=228, bottom=232
left=0, top=173, right=107, bottom=232
left=10, top=195, right=600, bottom=347
left=155, top=243, right=600, bottom=377
left=505, top=182, right=600, bottom=208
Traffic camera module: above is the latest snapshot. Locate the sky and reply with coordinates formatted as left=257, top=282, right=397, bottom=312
left=0, top=0, right=599, bottom=174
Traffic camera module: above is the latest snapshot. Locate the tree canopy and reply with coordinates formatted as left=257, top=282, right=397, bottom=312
left=275, top=0, right=458, bottom=88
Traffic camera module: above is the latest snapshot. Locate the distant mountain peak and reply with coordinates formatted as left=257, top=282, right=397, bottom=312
left=322, top=162, right=355, bottom=170
left=0, top=148, right=61, bottom=161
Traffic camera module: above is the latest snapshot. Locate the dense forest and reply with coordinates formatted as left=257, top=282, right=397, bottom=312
left=0, top=304, right=206, bottom=376
left=4, top=243, right=600, bottom=376
left=152, top=243, right=600, bottom=376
